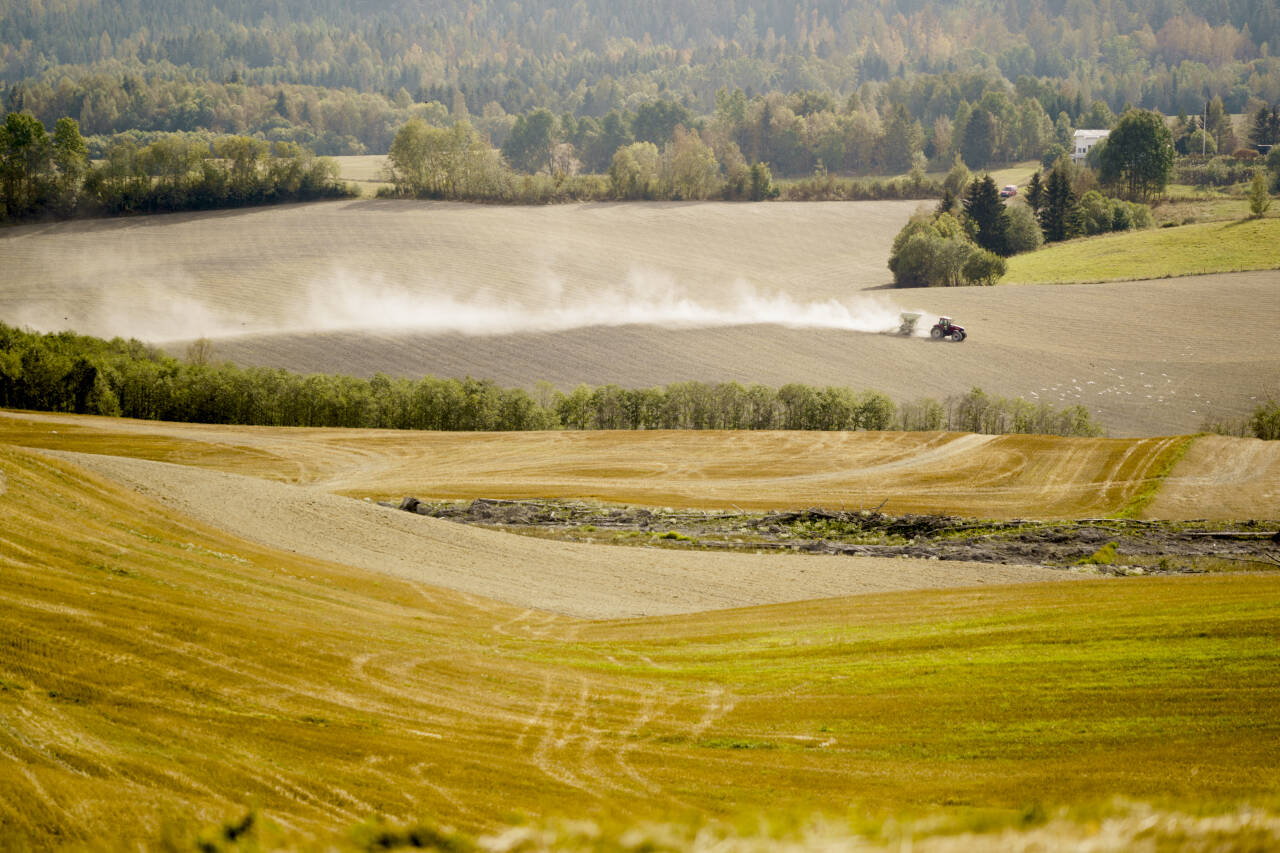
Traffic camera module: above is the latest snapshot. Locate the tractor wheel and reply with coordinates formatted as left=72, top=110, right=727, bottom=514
left=952, top=331, right=966, bottom=342
left=930, top=327, right=943, bottom=339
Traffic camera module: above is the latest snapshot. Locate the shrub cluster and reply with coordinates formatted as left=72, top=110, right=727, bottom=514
left=1201, top=400, right=1280, bottom=441
left=1175, top=155, right=1265, bottom=188
left=0, top=323, right=1106, bottom=437
left=887, top=211, right=1007, bottom=287
left=1077, top=189, right=1154, bottom=235
left=777, top=167, right=940, bottom=201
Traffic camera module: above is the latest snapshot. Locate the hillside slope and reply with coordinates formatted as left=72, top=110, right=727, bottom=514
left=2, top=441, right=1278, bottom=848
left=2, top=201, right=1276, bottom=437
left=6, top=411, right=1278, bottom=519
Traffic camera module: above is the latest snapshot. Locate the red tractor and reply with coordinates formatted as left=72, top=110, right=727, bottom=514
left=930, top=317, right=966, bottom=342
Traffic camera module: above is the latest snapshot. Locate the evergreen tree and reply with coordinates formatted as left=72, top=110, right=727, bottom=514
left=1248, top=170, right=1272, bottom=219
left=878, top=103, right=923, bottom=174
left=1039, top=165, right=1080, bottom=242
left=961, top=106, right=996, bottom=169
left=1025, top=170, right=1045, bottom=213
left=1252, top=105, right=1280, bottom=146
left=962, top=175, right=1008, bottom=255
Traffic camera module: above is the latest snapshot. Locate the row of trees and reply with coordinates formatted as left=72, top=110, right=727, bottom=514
left=0, top=323, right=1106, bottom=437
left=381, top=116, right=939, bottom=203
left=1, top=112, right=352, bottom=222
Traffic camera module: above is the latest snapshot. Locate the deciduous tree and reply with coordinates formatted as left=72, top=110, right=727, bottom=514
left=1097, top=109, right=1174, bottom=201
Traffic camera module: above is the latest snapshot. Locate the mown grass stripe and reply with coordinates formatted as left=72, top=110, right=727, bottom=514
left=1112, top=434, right=1199, bottom=519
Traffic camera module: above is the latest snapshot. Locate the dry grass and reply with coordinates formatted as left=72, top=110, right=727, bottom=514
left=332, top=154, right=389, bottom=183
left=332, top=155, right=393, bottom=198
left=1148, top=434, right=1280, bottom=519
left=1, top=442, right=1278, bottom=849
left=7, top=411, right=1275, bottom=519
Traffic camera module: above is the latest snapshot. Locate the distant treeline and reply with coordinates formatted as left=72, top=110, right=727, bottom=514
left=378, top=116, right=941, bottom=203
left=0, top=112, right=353, bottom=223
left=0, top=323, right=1108, bottom=437
left=3, top=0, right=1279, bottom=159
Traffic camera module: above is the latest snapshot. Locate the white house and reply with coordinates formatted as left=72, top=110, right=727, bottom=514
left=1071, top=129, right=1110, bottom=162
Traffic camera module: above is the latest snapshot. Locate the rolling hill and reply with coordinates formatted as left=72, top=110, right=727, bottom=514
left=2, top=200, right=1277, bottom=437
left=4, top=410, right=1278, bottom=519
left=1, top=428, right=1278, bottom=849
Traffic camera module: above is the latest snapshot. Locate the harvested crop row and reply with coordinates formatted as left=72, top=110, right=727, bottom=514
left=5, top=412, right=1275, bottom=519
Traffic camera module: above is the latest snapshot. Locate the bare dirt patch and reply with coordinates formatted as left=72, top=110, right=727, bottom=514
left=51, top=449, right=1075, bottom=619
left=407, top=498, right=1280, bottom=572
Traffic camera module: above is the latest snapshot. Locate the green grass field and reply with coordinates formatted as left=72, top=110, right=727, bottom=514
left=2, top=442, right=1278, bottom=849
left=1003, top=215, right=1280, bottom=283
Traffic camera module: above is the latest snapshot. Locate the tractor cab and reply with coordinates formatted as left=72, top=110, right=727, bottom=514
left=929, top=316, right=967, bottom=342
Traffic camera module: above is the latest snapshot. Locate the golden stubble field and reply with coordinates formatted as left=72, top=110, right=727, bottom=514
left=6, top=411, right=1279, bottom=520
left=1, top=435, right=1278, bottom=849
left=3, top=200, right=1277, bottom=436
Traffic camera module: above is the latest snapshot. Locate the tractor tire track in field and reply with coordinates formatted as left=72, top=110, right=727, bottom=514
left=9, top=411, right=1278, bottom=519
left=523, top=675, right=720, bottom=807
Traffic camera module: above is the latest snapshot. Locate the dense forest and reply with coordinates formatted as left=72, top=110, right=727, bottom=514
left=2, top=0, right=1279, bottom=161
left=0, top=322, right=1114, bottom=436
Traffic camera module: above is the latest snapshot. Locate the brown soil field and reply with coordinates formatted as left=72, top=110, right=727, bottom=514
left=6, top=411, right=1277, bottom=520
left=201, top=269, right=1280, bottom=437
left=2, top=200, right=1274, bottom=436
left=0, top=198, right=919, bottom=340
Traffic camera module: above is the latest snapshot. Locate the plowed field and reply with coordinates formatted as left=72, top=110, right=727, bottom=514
left=2, top=200, right=1275, bottom=436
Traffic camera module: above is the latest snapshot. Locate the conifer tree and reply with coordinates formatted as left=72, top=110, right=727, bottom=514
left=1038, top=165, right=1080, bottom=242
left=962, top=174, right=1008, bottom=255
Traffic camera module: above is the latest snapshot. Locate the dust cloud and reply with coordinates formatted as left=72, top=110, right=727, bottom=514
left=287, top=267, right=934, bottom=338
left=11, top=266, right=934, bottom=341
